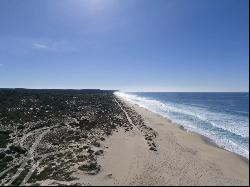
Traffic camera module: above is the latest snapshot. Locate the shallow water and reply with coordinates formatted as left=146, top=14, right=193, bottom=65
left=115, top=92, right=249, bottom=158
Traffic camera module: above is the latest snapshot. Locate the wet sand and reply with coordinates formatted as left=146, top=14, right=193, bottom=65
left=83, top=97, right=249, bottom=186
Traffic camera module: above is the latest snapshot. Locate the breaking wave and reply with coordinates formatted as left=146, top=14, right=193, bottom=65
left=114, top=91, right=249, bottom=158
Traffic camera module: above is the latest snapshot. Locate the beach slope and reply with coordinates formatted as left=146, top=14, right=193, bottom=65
left=87, top=97, right=249, bottom=186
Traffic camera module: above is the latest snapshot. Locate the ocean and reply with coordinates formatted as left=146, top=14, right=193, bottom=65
left=115, top=92, right=249, bottom=158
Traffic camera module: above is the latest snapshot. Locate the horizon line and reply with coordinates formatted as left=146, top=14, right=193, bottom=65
left=0, top=88, right=249, bottom=93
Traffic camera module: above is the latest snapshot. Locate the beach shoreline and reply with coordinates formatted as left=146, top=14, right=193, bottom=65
left=153, top=109, right=249, bottom=164
left=91, top=95, right=249, bottom=186
left=1, top=89, right=247, bottom=186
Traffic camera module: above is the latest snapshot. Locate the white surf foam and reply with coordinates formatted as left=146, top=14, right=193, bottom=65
left=114, top=91, right=249, bottom=158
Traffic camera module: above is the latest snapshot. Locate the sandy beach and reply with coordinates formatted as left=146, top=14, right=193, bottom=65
left=82, top=96, right=249, bottom=186
left=1, top=90, right=248, bottom=186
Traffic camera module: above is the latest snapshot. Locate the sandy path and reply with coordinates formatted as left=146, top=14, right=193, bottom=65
left=87, top=96, right=249, bottom=186
left=5, top=128, right=51, bottom=186
left=77, top=98, right=150, bottom=185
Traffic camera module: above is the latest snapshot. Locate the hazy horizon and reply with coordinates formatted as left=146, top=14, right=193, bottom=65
left=0, top=87, right=249, bottom=93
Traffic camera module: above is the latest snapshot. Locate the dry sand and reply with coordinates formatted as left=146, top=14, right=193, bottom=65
left=81, top=97, right=249, bottom=186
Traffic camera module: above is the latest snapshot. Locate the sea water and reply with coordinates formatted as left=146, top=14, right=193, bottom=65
left=115, top=92, right=249, bottom=158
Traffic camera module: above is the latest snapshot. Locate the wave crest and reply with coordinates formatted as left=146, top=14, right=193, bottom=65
left=114, top=91, right=249, bottom=158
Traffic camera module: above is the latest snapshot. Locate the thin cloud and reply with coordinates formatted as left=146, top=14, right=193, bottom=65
left=0, top=63, right=3, bottom=67
left=32, top=40, right=77, bottom=53
left=33, top=43, right=49, bottom=49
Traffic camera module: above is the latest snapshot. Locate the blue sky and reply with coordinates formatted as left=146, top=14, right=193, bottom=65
left=0, top=0, right=249, bottom=91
